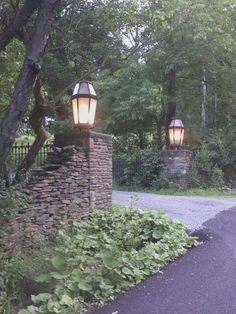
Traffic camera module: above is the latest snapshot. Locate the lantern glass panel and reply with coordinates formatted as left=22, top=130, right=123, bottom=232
left=88, top=98, right=97, bottom=125
left=174, top=128, right=183, bottom=145
left=72, top=98, right=79, bottom=125
left=180, top=128, right=184, bottom=145
left=169, top=128, right=174, bottom=145
left=169, top=128, right=184, bottom=146
left=78, top=97, right=89, bottom=124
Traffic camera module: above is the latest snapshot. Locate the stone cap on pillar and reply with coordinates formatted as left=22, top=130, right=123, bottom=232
left=54, top=130, right=112, bottom=148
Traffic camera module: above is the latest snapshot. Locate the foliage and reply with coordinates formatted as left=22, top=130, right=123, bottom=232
left=158, top=188, right=236, bottom=197
left=96, top=58, right=163, bottom=139
left=113, top=151, right=183, bottom=190
left=114, top=151, right=162, bottom=188
left=204, top=129, right=236, bottom=182
left=189, top=126, right=236, bottom=188
left=49, top=120, right=73, bottom=134
left=0, top=186, right=29, bottom=226
left=19, top=205, right=197, bottom=314
left=0, top=39, right=25, bottom=120
left=95, top=0, right=236, bottom=155
left=14, top=135, right=54, bottom=145
left=153, top=167, right=175, bottom=190
left=124, top=188, right=236, bottom=197
left=14, top=135, right=37, bottom=145
left=0, top=248, right=54, bottom=314
left=189, top=145, right=225, bottom=189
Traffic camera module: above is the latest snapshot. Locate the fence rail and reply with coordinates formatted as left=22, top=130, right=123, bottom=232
left=10, top=143, right=53, bottom=169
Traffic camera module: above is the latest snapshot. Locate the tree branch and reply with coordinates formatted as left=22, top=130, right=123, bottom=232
left=0, top=0, right=41, bottom=51
left=0, top=0, right=61, bottom=168
left=52, top=59, right=107, bottom=108
left=16, top=77, right=49, bottom=179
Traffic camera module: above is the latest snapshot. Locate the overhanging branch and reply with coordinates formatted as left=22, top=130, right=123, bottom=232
left=0, top=0, right=41, bottom=51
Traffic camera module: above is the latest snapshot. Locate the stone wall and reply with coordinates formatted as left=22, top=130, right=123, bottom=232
left=4, top=130, right=112, bottom=248
left=160, top=149, right=193, bottom=188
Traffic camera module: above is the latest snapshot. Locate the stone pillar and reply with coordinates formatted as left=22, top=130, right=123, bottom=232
left=53, top=130, right=112, bottom=212
left=160, top=149, right=193, bottom=188
left=4, top=131, right=112, bottom=247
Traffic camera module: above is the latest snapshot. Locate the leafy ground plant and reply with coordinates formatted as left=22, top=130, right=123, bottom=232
left=19, top=205, right=197, bottom=314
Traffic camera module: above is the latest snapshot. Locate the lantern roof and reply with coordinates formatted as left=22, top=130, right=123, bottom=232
left=72, top=80, right=97, bottom=100
left=169, top=117, right=184, bottom=129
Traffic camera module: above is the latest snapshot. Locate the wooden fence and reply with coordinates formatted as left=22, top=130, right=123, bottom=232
left=10, top=143, right=53, bottom=169
left=10, top=144, right=140, bottom=183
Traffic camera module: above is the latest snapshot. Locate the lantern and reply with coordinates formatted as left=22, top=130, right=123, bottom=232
left=71, top=80, right=98, bottom=128
left=168, top=117, right=185, bottom=147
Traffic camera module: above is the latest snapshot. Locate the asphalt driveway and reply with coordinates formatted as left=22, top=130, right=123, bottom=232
left=91, top=206, right=236, bottom=314
left=90, top=193, right=236, bottom=314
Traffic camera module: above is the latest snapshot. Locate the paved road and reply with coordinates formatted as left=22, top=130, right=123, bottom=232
left=91, top=206, right=236, bottom=314
left=91, top=193, right=236, bottom=314
left=113, top=191, right=236, bottom=230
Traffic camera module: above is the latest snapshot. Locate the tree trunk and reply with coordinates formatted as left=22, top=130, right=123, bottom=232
left=2, top=160, right=13, bottom=187
left=214, top=79, right=218, bottom=130
left=137, top=130, right=146, bottom=149
left=156, top=121, right=162, bottom=150
left=201, top=68, right=207, bottom=128
left=0, top=0, right=60, bottom=168
left=165, top=68, right=176, bottom=146
left=0, top=0, right=40, bottom=51
left=153, top=114, right=164, bottom=150
left=16, top=78, right=49, bottom=180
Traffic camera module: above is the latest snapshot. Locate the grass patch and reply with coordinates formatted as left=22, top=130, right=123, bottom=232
left=156, top=188, right=236, bottom=197
left=113, top=183, right=236, bottom=197
left=11, top=205, right=198, bottom=314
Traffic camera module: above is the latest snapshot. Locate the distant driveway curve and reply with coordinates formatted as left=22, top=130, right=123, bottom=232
left=113, top=191, right=236, bottom=230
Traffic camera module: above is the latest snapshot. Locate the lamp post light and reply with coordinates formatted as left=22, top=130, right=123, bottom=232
left=71, top=80, right=98, bottom=129
left=168, top=117, right=185, bottom=148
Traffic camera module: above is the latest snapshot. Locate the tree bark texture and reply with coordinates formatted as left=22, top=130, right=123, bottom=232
left=201, top=68, right=207, bottom=128
left=165, top=68, right=176, bottom=146
left=214, top=79, right=218, bottom=130
left=156, top=118, right=163, bottom=150
left=0, top=0, right=40, bottom=51
left=0, top=0, right=60, bottom=168
left=16, top=78, right=48, bottom=179
left=138, top=129, right=146, bottom=149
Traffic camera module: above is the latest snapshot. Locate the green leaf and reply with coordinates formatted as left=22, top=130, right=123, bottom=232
left=100, top=250, right=119, bottom=269
left=51, top=272, right=68, bottom=280
left=32, top=293, right=52, bottom=304
left=152, top=229, right=163, bottom=239
left=35, top=273, right=52, bottom=283
left=52, top=256, right=67, bottom=270
left=122, top=267, right=133, bottom=275
left=27, top=306, right=40, bottom=313
left=60, top=294, right=74, bottom=306
left=78, top=279, right=93, bottom=291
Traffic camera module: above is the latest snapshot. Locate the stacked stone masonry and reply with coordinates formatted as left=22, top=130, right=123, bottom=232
left=160, top=149, right=193, bottom=188
left=5, top=131, right=112, bottom=248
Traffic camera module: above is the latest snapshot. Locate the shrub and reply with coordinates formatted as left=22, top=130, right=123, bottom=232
left=0, top=249, right=54, bottom=314
left=189, top=145, right=225, bottom=188
left=19, top=205, right=197, bottom=314
left=205, top=130, right=236, bottom=182
left=49, top=120, right=73, bottom=134
left=0, top=186, right=29, bottom=227
left=115, top=150, right=162, bottom=188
